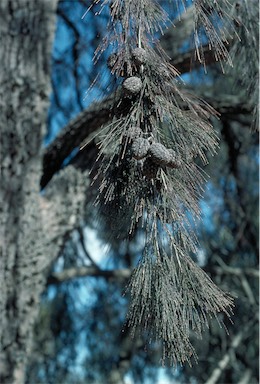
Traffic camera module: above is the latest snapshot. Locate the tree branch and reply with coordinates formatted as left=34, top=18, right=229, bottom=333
left=214, top=266, right=259, bottom=278
left=41, top=92, right=118, bottom=188
left=47, top=266, right=132, bottom=285
left=237, top=369, right=252, bottom=384
left=204, top=323, right=253, bottom=384
left=171, top=43, right=230, bottom=74
left=41, top=89, right=253, bottom=188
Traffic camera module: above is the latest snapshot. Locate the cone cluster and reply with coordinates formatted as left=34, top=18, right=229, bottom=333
left=89, top=0, right=233, bottom=366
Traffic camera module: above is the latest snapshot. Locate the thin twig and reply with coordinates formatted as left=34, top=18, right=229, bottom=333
left=237, top=369, right=252, bottom=384
left=214, top=266, right=259, bottom=279
left=205, top=330, right=245, bottom=384
left=47, top=266, right=132, bottom=285
left=78, top=228, right=100, bottom=269
left=215, top=256, right=259, bottom=278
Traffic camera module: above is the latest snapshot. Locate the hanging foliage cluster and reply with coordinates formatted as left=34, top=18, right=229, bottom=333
left=83, top=0, right=235, bottom=365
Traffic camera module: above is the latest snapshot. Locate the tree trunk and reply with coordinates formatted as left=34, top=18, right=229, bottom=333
left=0, top=1, right=58, bottom=382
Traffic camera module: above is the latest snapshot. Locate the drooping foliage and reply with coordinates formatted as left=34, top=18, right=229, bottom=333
left=84, top=0, right=237, bottom=365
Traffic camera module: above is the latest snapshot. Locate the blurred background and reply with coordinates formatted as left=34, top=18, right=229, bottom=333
left=25, top=1, right=259, bottom=383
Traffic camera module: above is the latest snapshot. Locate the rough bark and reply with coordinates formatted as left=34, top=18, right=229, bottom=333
left=0, top=1, right=88, bottom=383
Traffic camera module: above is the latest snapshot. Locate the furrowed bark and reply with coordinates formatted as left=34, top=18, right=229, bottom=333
left=0, top=1, right=58, bottom=382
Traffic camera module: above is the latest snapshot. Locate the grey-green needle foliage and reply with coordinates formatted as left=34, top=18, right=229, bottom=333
left=228, top=0, right=259, bottom=128
left=86, top=0, right=236, bottom=365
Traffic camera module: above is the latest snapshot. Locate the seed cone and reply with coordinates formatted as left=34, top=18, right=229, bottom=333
left=123, top=76, right=142, bottom=95
left=132, top=47, right=149, bottom=65
left=132, top=138, right=151, bottom=160
left=124, top=126, right=143, bottom=141
left=149, top=142, right=172, bottom=166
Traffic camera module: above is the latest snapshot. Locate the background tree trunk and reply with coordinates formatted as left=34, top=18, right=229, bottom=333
left=0, top=1, right=58, bottom=382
